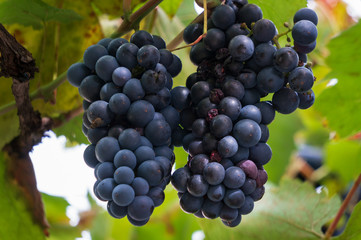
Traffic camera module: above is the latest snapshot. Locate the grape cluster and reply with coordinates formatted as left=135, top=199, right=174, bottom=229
left=67, top=31, right=182, bottom=226
left=170, top=1, right=318, bottom=227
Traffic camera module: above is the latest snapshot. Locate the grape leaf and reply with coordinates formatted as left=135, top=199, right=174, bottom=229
left=267, top=112, right=303, bottom=183
left=200, top=179, right=340, bottom=240
left=333, top=202, right=361, bottom=240
left=325, top=139, right=361, bottom=184
left=53, top=113, right=89, bottom=145
left=91, top=0, right=147, bottom=18
left=0, top=153, right=45, bottom=240
left=175, top=0, right=198, bottom=25
left=250, top=0, right=307, bottom=31
left=315, top=22, right=361, bottom=138
left=0, top=0, right=82, bottom=29
left=160, top=0, right=184, bottom=18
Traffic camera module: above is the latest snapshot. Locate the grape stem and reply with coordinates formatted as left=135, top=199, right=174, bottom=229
left=169, top=33, right=206, bottom=52
left=111, top=0, right=163, bottom=38
left=324, top=173, right=361, bottom=239
left=203, top=0, right=208, bottom=34
left=273, top=28, right=292, bottom=49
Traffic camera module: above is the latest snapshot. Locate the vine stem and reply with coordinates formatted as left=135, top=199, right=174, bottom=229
left=123, top=0, right=132, bottom=20
left=324, top=173, right=361, bottom=239
left=111, top=0, right=163, bottom=38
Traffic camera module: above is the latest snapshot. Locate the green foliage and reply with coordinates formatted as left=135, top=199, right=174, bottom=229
left=325, top=139, right=361, bottom=185
left=250, top=0, right=307, bottom=30
left=267, top=112, right=303, bottom=183
left=315, top=22, right=361, bottom=138
left=53, top=114, right=89, bottom=145
left=0, top=153, right=45, bottom=240
left=333, top=202, right=361, bottom=240
left=160, top=0, right=185, bottom=18
left=42, top=194, right=82, bottom=240
left=0, top=0, right=81, bottom=29
left=200, top=179, right=341, bottom=240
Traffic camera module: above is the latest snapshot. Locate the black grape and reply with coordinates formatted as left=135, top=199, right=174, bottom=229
left=95, top=136, right=120, bottom=162
left=134, top=146, right=155, bottom=165
left=96, top=162, right=115, bottom=180
left=79, top=75, right=104, bottom=102
left=288, top=67, right=314, bottom=92
left=118, top=128, right=141, bottom=151
left=122, top=78, right=145, bottom=101
left=228, top=35, right=254, bottom=61
left=236, top=3, right=263, bottom=28
left=183, top=23, right=203, bottom=44
left=112, top=184, right=135, bottom=206
left=204, top=28, right=226, bottom=51
left=100, top=82, right=120, bottom=101
left=83, top=44, right=108, bottom=70
left=116, top=43, right=139, bottom=70
left=114, top=149, right=137, bottom=169
left=211, top=5, right=236, bottom=30
left=127, top=196, right=155, bottom=221
left=83, top=144, right=99, bottom=168
left=292, top=20, right=318, bottom=45
left=233, top=119, right=261, bottom=147
left=294, top=8, right=318, bottom=25
left=254, top=43, right=277, bottom=67
left=107, top=38, right=128, bottom=56
left=273, top=47, right=299, bottom=73
left=130, top=30, right=154, bottom=48
left=152, top=35, right=166, bottom=49
left=132, top=177, right=150, bottom=196
left=67, top=62, right=91, bottom=87
left=87, top=100, right=114, bottom=127
left=113, top=166, right=135, bottom=184
left=272, top=87, right=300, bottom=114
left=252, top=19, right=276, bottom=43
left=109, top=93, right=131, bottom=116
left=137, top=45, right=160, bottom=70
left=238, top=105, right=262, bottom=124
left=127, top=100, right=155, bottom=127
left=112, top=67, right=131, bottom=87
left=298, top=89, right=315, bottom=109
left=148, top=187, right=165, bottom=207
left=218, top=136, right=238, bottom=158
left=223, top=166, right=246, bottom=189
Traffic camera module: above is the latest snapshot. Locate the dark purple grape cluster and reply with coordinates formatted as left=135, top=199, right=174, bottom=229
left=170, top=2, right=318, bottom=227
left=67, top=31, right=182, bottom=226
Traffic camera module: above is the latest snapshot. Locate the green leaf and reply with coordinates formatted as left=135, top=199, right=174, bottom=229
left=0, top=0, right=82, bottom=29
left=200, top=179, right=340, bottom=240
left=0, top=153, right=45, bottom=240
left=160, top=0, right=184, bottom=18
left=315, top=22, right=361, bottom=137
left=325, top=139, right=361, bottom=184
left=42, top=193, right=82, bottom=240
left=91, top=0, right=147, bottom=18
left=266, top=112, right=303, bottom=183
left=249, top=0, right=307, bottom=30
left=333, top=202, right=361, bottom=240
left=175, top=0, right=198, bottom=25
left=41, top=193, right=70, bottom=224
left=53, top=114, right=89, bottom=145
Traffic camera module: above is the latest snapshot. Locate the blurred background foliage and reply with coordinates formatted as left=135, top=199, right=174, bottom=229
left=0, top=0, right=360, bottom=239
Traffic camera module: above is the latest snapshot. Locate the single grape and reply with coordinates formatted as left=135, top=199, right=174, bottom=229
left=273, top=47, right=299, bottom=73
left=114, top=166, right=135, bottom=184
left=228, top=35, right=254, bottom=61
left=252, top=19, right=276, bottom=43
left=233, top=119, right=261, bottom=148
left=183, top=23, right=203, bottom=44
left=211, top=5, right=236, bottom=30
left=272, top=87, right=300, bottom=114
left=130, top=30, right=154, bottom=48
left=294, top=8, right=318, bottom=25
left=67, top=62, right=91, bottom=87
left=288, top=67, right=314, bottom=92
left=298, top=89, right=315, bottom=109
left=292, top=20, right=318, bottom=45
left=127, top=196, right=155, bottom=221
left=112, top=184, right=135, bottom=206
left=223, top=166, right=246, bottom=189
left=114, top=149, right=137, bottom=169
left=83, top=44, right=108, bottom=70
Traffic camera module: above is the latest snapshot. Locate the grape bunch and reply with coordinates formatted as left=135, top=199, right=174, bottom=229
left=170, top=1, right=318, bottom=227
left=67, top=31, right=182, bottom=226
